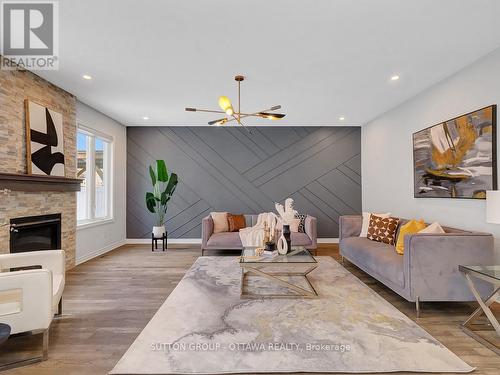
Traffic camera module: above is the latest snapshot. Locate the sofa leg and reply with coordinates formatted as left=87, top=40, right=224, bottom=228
left=55, top=298, right=62, bottom=317
left=42, top=329, right=49, bottom=361
left=341, top=255, right=344, bottom=264
left=201, top=248, right=204, bottom=256
left=416, top=296, right=421, bottom=318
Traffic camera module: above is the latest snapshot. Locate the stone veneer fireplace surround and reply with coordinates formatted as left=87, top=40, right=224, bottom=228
left=0, top=60, right=77, bottom=269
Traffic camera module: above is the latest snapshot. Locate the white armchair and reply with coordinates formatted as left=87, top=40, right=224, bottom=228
left=0, top=250, right=65, bottom=368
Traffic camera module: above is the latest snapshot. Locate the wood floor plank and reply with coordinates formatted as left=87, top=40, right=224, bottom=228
left=0, top=244, right=498, bottom=374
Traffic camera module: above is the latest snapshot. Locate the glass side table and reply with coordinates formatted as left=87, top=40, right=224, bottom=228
left=459, top=265, right=500, bottom=355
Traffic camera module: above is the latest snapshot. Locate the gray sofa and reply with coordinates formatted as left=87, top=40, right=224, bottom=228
left=202, top=214, right=317, bottom=255
left=339, top=215, right=494, bottom=315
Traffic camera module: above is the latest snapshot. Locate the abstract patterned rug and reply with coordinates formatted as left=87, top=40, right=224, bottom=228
left=110, top=257, right=473, bottom=374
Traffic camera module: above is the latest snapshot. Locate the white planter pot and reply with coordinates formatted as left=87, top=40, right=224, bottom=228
left=152, top=226, right=165, bottom=238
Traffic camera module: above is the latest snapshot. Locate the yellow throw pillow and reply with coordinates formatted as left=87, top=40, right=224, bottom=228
left=395, top=219, right=427, bottom=254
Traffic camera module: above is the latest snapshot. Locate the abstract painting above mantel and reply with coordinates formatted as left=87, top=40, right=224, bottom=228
left=413, top=105, right=497, bottom=199
left=25, top=100, right=65, bottom=177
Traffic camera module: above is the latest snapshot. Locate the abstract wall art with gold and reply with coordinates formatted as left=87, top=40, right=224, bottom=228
left=413, top=105, right=497, bottom=199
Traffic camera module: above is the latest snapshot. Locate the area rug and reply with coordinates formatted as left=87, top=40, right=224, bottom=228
left=110, top=256, right=473, bottom=374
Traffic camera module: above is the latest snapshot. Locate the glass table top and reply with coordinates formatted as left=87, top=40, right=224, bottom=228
left=460, top=265, right=500, bottom=281
left=240, top=246, right=316, bottom=264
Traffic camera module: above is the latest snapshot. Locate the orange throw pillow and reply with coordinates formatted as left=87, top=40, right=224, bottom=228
left=367, top=214, right=400, bottom=245
left=227, top=214, right=246, bottom=232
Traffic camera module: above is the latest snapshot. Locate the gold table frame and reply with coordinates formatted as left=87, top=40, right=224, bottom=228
left=239, top=247, right=318, bottom=299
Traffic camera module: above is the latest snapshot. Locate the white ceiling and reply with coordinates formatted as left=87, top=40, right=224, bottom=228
left=36, top=0, right=500, bottom=127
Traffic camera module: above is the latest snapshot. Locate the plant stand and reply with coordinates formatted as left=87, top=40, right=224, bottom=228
left=152, top=232, right=167, bottom=252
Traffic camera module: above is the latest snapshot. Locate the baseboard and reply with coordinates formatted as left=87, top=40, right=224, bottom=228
left=318, top=238, right=339, bottom=243
left=125, top=238, right=339, bottom=245
left=125, top=238, right=202, bottom=245
left=76, top=238, right=127, bottom=265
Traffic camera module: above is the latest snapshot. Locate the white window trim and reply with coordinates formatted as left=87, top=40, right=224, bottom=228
left=77, top=122, right=114, bottom=228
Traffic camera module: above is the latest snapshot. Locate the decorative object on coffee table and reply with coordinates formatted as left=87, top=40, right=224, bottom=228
left=282, top=224, right=291, bottom=250
left=275, top=198, right=298, bottom=224
left=459, top=264, right=500, bottom=355
left=265, top=241, right=275, bottom=251
left=145, top=160, right=178, bottom=240
left=277, top=233, right=288, bottom=254
left=25, top=100, right=65, bottom=176
left=240, top=246, right=318, bottom=298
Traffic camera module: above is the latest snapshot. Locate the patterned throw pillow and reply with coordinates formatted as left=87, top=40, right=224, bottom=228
left=295, top=213, right=307, bottom=233
left=367, top=214, right=400, bottom=245
left=227, top=214, right=246, bottom=232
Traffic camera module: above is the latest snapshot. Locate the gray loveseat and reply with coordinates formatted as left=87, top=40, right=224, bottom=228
left=202, top=214, right=317, bottom=255
left=339, top=215, right=494, bottom=315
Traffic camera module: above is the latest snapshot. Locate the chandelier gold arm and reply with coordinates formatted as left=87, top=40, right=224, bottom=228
left=231, top=114, right=252, bottom=134
left=185, top=108, right=226, bottom=114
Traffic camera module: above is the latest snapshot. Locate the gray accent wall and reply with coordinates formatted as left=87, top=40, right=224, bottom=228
left=127, top=126, right=361, bottom=238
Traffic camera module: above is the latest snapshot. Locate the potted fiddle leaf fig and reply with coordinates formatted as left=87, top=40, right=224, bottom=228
left=145, top=160, right=178, bottom=238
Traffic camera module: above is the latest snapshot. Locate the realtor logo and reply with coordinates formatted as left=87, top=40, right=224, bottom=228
left=1, top=0, right=59, bottom=70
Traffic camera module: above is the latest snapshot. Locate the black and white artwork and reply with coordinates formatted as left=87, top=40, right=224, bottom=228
left=25, top=100, right=65, bottom=176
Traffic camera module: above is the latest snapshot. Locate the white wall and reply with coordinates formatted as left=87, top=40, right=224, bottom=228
left=75, top=101, right=127, bottom=264
left=362, top=47, right=500, bottom=260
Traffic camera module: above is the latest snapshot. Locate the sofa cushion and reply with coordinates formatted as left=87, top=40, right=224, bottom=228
left=419, top=222, right=445, bottom=234
left=367, top=215, right=399, bottom=245
left=227, top=214, right=246, bottom=232
left=291, top=232, right=312, bottom=246
left=207, top=232, right=242, bottom=248
left=395, top=219, right=426, bottom=255
left=341, top=237, right=404, bottom=288
left=211, top=212, right=229, bottom=233
left=296, top=213, right=306, bottom=232
left=360, top=212, right=391, bottom=237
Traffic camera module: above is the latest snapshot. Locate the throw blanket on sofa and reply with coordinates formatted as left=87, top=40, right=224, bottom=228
left=239, top=212, right=278, bottom=247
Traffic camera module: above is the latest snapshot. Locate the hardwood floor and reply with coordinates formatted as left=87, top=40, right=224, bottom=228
left=1, top=244, right=499, bottom=375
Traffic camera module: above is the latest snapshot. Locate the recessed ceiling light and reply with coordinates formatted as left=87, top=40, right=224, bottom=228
left=82, top=74, right=92, bottom=80
left=390, top=74, right=400, bottom=81
left=142, top=116, right=149, bottom=120
left=339, top=116, right=345, bottom=121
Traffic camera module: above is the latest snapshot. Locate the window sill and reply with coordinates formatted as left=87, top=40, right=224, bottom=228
left=77, top=218, right=115, bottom=230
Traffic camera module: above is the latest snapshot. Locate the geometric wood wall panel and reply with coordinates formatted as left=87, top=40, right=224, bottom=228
left=127, top=126, right=361, bottom=238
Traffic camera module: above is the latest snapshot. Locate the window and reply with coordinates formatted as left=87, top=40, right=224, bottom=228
left=77, top=126, right=113, bottom=225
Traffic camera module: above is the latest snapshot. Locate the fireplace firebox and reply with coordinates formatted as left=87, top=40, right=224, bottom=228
left=10, top=214, right=61, bottom=253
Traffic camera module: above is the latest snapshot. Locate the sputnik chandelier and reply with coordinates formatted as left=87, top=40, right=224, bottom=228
left=185, top=75, right=286, bottom=133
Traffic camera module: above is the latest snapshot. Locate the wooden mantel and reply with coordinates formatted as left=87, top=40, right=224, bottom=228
left=0, top=172, right=81, bottom=192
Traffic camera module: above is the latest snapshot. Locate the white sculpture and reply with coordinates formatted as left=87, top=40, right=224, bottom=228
left=277, top=233, right=288, bottom=254
left=275, top=198, right=298, bottom=225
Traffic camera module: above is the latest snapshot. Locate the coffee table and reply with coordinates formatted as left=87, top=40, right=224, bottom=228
left=459, top=265, right=500, bottom=355
left=239, top=246, right=318, bottom=299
